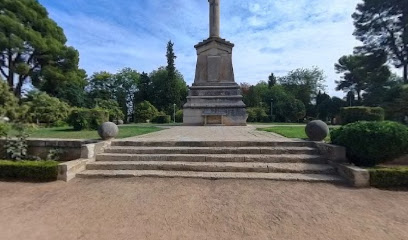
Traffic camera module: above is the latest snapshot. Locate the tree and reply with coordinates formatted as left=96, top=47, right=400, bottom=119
left=268, top=73, right=277, bottom=88
left=114, top=68, right=139, bottom=122
left=383, top=84, right=408, bottom=122
left=135, top=72, right=151, bottom=104
left=335, top=52, right=390, bottom=102
left=87, top=72, right=116, bottom=101
left=0, top=79, right=20, bottom=120
left=278, top=67, right=326, bottom=108
left=164, top=41, right=179, bottom=112
left=150, top=67, right=188, bottom=112
left=134, top=101, right=159, bottom=123
left=353, top=0, right=408, bottom=83
left=0, top=0, right=86, bottom=97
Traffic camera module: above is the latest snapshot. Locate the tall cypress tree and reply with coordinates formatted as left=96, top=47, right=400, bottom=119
left=164, top=41, right=179, bottom=112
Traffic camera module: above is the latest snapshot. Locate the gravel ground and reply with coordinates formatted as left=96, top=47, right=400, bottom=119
left=0, top=179, right=407, bottom=240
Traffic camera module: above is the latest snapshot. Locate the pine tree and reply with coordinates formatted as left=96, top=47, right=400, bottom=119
left=164, top=41, right=179, bottom=112
left=0, top=0, right=86, bottom=98
left=353, top=0, right=408, bottom=83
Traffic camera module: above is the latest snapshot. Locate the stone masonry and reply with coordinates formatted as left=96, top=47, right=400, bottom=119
left=183, top=0, right=247, bottom=126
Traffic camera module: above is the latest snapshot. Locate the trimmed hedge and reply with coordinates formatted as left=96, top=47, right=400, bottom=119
left=68, top=108, right=109, bottom=130
left=331, top=121, right=408, bottom=167
left=340, top=107, right=384, bottom=125
left=370, top=167, right=408, bottom=188
left=0, top=160, right=58, bottom=181
left=152, top=115, right=171, bottom=124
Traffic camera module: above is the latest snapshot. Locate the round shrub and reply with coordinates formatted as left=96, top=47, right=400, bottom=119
left=134, top=101, right=159, bottom=123
left=331, top=121, right=408, bottom=167
left=98, top=122, right=119, bottom=140
left=305, top=120, right=329, bottom=141
left=175, top=110, right=183, bottom=123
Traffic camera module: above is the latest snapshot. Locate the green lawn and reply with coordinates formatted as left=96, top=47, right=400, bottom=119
left=258, top=126, right=308, bottom=139
left=258, top=126, right=338, bottom=141
left=250, top=122, right=306, bottom=126
left=10, top=125, right=162, bottom=140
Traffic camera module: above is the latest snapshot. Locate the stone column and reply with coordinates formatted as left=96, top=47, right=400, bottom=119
left=209, top=0, right=220, bottom=38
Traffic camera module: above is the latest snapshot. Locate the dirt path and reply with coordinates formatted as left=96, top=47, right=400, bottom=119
left=0, top=179, right=407, bottom=240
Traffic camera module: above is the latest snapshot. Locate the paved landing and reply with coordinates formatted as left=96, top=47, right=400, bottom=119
left=123, top=125, right=291, bottom=142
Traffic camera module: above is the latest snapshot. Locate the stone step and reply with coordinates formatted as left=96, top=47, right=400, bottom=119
left=111, top=141, right=315, bottom=148
left=76, top=170, right=344, bottom=183
left=86, top=161, right=335, bottom=174
left=95, top=153, right=326, bottom=164
left=104, top=146, right=319, bottom=155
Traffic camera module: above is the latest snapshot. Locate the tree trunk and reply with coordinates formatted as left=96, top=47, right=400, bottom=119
left=7, top=50, right=14, bottom=92
left=14, top=76, right=24, bottom=99
left=404, top=63, right=408, bottom=84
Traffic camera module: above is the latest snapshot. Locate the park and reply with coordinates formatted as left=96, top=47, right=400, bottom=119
left=1, top=0, right=408, bottom=239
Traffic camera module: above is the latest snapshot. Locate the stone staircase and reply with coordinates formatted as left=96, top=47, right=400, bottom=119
left=76, top=140, right=344, bottom=183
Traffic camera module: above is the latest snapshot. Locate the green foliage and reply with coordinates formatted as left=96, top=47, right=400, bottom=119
left=247, top=107, right=269, bottom=122
left=135, top=72, right=152, bottom=104
left=95, top=99, right=124, bottom=121
left=0, top=160, right=58, bottom=181
left=0, top=122, right=11, bottom=137
left=317, top=96, right=347, bottom=121
left=25, top=91, right=71, bottom=125
left=382, top=85, right=408, bottom=123
left=278, top=67, right=326, bottom=107
left=331, top=121, right=408, bottom=166
left=0, top=80, right=20, bottom=120
left=335, top=52, right=391, bottom=102
left=4, top=124, right=39, bottom=161
left=67, top=108, right=109, bottom=130
left=175, top=110, right=183, bottom=123
left=340, top=107, right=384, bottom=125
left=353, top=0, right=408, bottom=83
left=149, top=67, right=188, bottom=113
left=46, top=149, right=64, bottom=161
left=370, top=167, right=408, bottom=188
left=152, top=114, right=171, bottom=124
left=0, top=0, right=86, bottom=98
left=275, top=99, right=306, bottom=122
left=134, top=101, right=159, bottom=123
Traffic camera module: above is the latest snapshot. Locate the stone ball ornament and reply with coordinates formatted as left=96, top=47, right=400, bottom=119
left=305, top=120, right=329, bottom=141
left=98, top=122, right=119, bottom=140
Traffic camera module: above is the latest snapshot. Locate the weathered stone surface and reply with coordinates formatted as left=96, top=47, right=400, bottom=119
left=98, top=122, right=119, bottom=140
left=305, top=120, right=329, bottom=141
left=183, top=0, right=247, bottom=126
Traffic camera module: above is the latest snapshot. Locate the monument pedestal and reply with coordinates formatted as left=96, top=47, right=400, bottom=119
left=183, top=37, right=247, bottom=126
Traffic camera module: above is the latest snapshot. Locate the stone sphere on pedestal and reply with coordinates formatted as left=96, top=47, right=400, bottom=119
left=98, top=122, right=119, bottom=140
left=305, top=120, right=329, bottom=141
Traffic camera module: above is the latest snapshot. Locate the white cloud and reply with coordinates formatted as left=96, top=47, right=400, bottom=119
left=39, top=0, right=371, bottom=98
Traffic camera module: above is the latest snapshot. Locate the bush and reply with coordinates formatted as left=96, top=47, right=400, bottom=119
left=340, top=107, right=384, bottom=125
left=175, top=110, right=183, bottom=123
left=68, top=108, right=109, bottom=130
left=134, top=101, right=159, bottom=123
left=0, top=160, right=58, bottom=181
left=0, top=122, right=11, bottom=137
left=331, top=121, right=408, bottom=167
left=370, top=167, right=408, bottom=188
left=247, top=107, right=269, bottom=122
left=152, top=114, right=171, bottom=124
left=25, top=91, right=71, bottom=125
left=95, top=99, right=124, bottom=122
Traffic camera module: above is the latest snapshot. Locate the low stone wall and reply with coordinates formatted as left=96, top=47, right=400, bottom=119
left=0, top=138, right=98, bottom=161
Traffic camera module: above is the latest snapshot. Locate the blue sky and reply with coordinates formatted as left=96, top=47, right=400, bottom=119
left=38, top=0, right=364, bottom=97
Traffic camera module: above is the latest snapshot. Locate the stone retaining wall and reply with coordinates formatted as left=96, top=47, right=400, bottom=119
left=0, top=138, right=98, bottom=161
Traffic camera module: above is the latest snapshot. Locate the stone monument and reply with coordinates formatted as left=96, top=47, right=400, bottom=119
left=183, top=0, right=247, bottom=126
